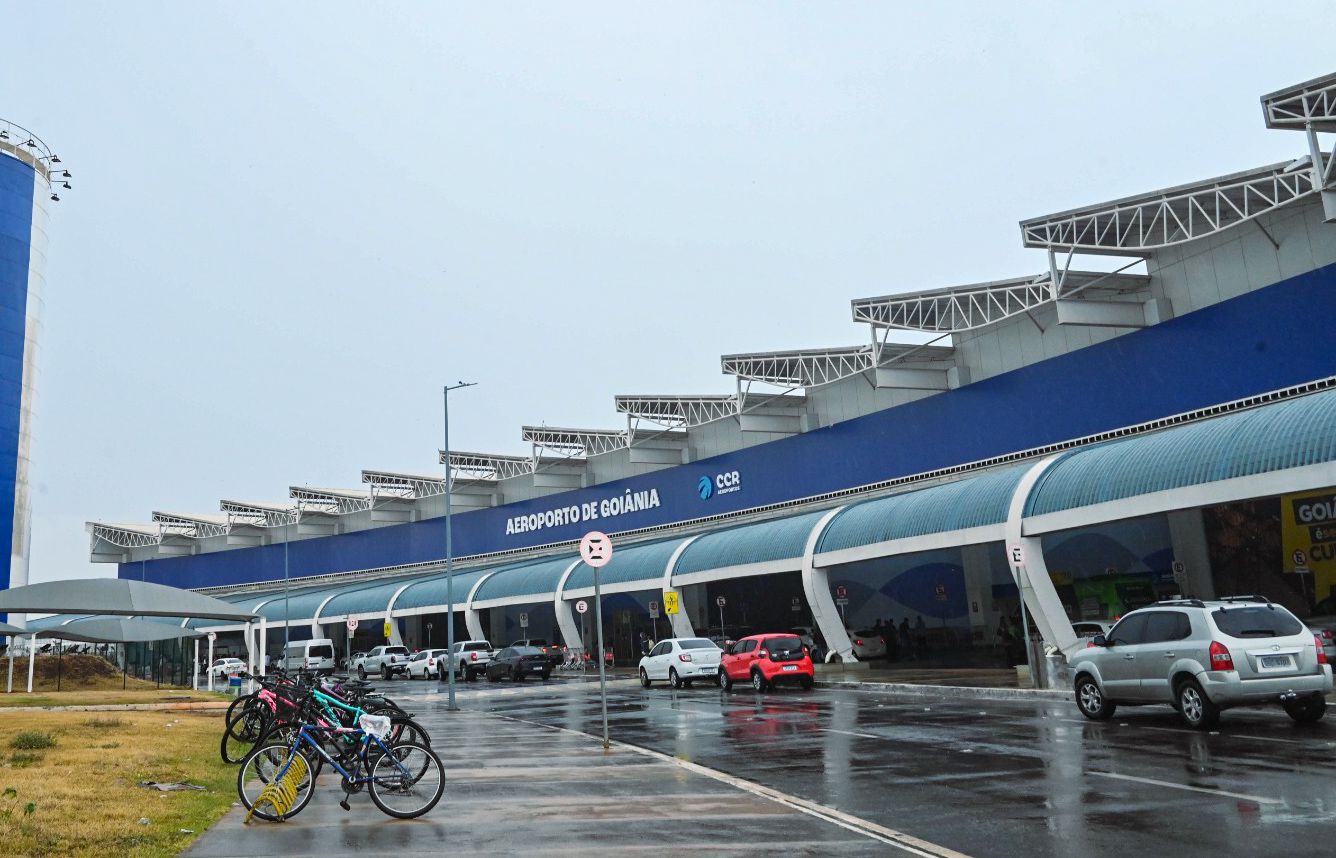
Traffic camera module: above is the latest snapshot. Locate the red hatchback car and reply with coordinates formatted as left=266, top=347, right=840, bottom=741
left=718, top=633, right=815, bottom=692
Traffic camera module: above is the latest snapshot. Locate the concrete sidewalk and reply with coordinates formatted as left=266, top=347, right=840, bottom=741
left=186, top=707, right=888, bottom=857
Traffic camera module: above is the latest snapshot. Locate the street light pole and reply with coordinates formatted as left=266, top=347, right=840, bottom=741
left=443, top=380, right=477, bottom=712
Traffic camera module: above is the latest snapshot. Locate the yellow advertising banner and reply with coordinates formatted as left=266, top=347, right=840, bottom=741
left=1281, top=488, right=1336, bottom=602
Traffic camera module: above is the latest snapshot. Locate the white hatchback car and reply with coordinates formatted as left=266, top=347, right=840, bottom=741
left=406, top=648, right=449, bottom=680
left=639, top=638, right=723, bottom=688
left=208, top=657, right=246, bottom=679
left=847, top=629, right=887, bottom=659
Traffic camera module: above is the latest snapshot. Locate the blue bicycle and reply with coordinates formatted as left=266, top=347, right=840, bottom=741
left=237, top=712, right=444, bottom=821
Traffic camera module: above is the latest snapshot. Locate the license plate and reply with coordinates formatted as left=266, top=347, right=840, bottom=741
left=783, top=665, right=798, bottom=672
left=1260, top=655, right=1292, bottom=669
left=531, top=665, right=545, bottom=671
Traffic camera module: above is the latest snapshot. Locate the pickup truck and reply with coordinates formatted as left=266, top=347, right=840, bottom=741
left=355, top=645, right=410, bottom=680
left=437, top=640, right=494, bottom=681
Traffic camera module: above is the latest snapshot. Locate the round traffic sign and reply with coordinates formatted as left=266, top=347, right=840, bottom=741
left=580, top=531, right=613, bottom=568
left=716, top=595, right=726, bottom=607
left=835, top=584, right=847, bottom=599
left=346, top=617, right=358, bottom=632
left=207, top=631, right=217, bottom=642
left=1294, top=549, right=1308, bottom=566
left=576, top=599, right=588, bottom=614
left=519, top=612, right=529, bottom=626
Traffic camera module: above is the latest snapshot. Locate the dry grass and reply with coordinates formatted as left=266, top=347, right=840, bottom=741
left=0, top=654, right=179, bottom=694
left=0, top=708, right=235, bottom=857
left=0, top=689, right=229, bottom=709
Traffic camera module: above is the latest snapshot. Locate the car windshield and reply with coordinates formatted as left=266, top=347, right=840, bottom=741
left=511, top=646, right=543, bottom=656
left=1212, top=605, right=1303, bottom=638
left=679, top=639, right=718, bottom=650
left=763, top=636, right=804, bottom=653
left=463, top=642, right=490, bottom=651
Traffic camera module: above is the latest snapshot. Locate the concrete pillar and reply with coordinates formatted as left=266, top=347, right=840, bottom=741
left=801, top=507, right=856, bottom=662
left=1167, top=508, right=1215, bottom=599
left=552, top=560, right=584, bottom=653
left=663, top=538, right=699, bottom=639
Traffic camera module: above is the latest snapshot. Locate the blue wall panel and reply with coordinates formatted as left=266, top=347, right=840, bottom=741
left=127, top=261, right=1336, bottom=589
left=0, top=155, right=35, bottom=599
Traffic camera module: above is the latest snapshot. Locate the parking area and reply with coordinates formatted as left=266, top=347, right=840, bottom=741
left=193, top=674, right=1336, bottom=857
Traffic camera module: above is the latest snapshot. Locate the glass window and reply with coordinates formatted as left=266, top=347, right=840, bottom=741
left=679, top=639, right=717, bottom=650
left=1212, top=606, right=1303, bottom=638
left=1107, top=614, right=1148, bottom=646
left=308, top=645, right=333, bottom=658
left=648, top=643, right=669, bottom=657
left=1142, top=612, right=1191, bottom=643
left=763, top=637, right=804, bottom=654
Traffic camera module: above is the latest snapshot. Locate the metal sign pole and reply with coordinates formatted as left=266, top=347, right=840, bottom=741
left=592, top=563, right=610, bottom=749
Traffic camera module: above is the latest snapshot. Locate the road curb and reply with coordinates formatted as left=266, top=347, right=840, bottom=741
left=818, top=679, right=1072, bottom=702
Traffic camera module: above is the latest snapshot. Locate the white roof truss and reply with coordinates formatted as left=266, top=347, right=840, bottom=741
left=85, top=522, right=161, bottom=549
left=721, top=343, right=955, bottom=389
left=443, top=451, right=536, bottom=481
left=1261, top=72, right=1336, bottom=222
left=522, top=426, right=629, bottom=458
left=289, top=486, right=372, bottom=515
left=221, top=500, right=298, bottom=528
left=151, top=511, right=230, bottom=539
left=1020, top=159, right=1321, bottom=254
left=361, top=469, right=446, bottom=500
left=852, top=269, right=1151, bottom=334
left=614, top=394, right=740, bottom=428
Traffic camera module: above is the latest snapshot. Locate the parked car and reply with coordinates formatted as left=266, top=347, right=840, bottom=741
left=719, top=633, right=814, bottom=692
left=638, top=638, right=723, bottom=688
left=705, top=626, right=755, bottom=649
left=1304, top=596, right=1336, bottom=662
left=341, top=651, right=365, bottom=670
left=208, top=657, right=246, bottom=680
left=355, top=645, right=410, bottom=680
left=279, top=638, right=337, bottom=674
left=1072, top=620, right=1114, bottom=645
left=486, top=646, right=552, bottom=682
left=846, top=628, right=886, bottom=660
left=406, top=648, right=449, bottom=680
left=508, top=638, right=561, bottom=668
left=439, top=640, right=494, bottom=681
left=1070, top=597, right=1333, bottom=729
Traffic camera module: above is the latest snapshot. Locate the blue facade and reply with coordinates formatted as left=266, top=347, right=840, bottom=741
left=126, top=261, right=1336, bottom=590
left=0, top=155, right=35, bottom=598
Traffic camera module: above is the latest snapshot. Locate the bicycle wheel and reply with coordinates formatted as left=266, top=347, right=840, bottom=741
left=224, top=691, right=254, bottom=725
left=221, top=705, right=272, bottom=764
left=367, top=741, right=444, bottom=819
left=237, top=741, right=317, bottom=822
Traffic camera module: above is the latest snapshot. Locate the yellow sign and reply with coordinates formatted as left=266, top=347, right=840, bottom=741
left=1282, top=488, right=1336, bottom=600
left=383, top=621, right=392, bottom=639
left=663, top=590, right=680, bottom=615
left=245, top=751, right=309, bottom=823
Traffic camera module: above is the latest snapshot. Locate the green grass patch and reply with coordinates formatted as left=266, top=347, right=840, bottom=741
left=8, top=732, right=55, bottom=751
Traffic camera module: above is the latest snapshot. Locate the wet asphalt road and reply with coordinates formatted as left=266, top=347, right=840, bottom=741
left=391, top=674, right=1336, bottom=857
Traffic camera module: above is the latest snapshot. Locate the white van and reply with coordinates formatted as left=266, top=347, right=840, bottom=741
left=281, top=639, right=337, bottom=674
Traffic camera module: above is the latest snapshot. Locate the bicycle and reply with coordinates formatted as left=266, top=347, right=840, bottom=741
left=238, top=712, right=444, bottom=821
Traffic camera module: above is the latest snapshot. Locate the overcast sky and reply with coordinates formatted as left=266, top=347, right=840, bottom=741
left=2, top=3, right=1329, bottom=584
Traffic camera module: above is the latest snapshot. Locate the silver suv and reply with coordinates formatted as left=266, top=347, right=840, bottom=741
left=1070, top=597, right=1333, bottom=729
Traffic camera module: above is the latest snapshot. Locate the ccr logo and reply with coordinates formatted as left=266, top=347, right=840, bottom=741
left=699, top=470, right=741, bottom=499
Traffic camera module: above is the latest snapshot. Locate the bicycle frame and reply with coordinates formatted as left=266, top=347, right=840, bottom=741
left=271, top=722, right=414, bottom=788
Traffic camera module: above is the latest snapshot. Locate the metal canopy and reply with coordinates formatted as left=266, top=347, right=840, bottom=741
left=1263, top=72, right=1336, bottom=132
left=522, top=426, right=628, bottom=458
left=221, top=500, right=298, bottom=527
left=442, top=451, right=535, bottom=481
left=86, top=522, right=160, bottom=549
left=151, top=512, right=229, bottom=539
left=1020, top=159, right=1321, bottom=254
left=722, top=344, right=954, bottom=388
left=615, top=394, right=740, bottom=428
left=289, top=486, right=372, bottom=515
left=852, top=271, right=1151, bottom=334
left=45, top=617, right=205, bottom=643
left=0, top=579, right=258, bottom=621
left=361, top=469, right=446, bottom=500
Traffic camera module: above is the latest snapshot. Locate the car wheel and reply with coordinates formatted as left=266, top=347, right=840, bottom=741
left=718, top=669, right=733, bottom=691
left=1075, top=675, right=1115, bottom=721
left=382, top=665, right=390, bottom=681
left=486, top=668, right=497, bottom=682
left=684, top=680, right=694, bottom=688
left=1283, top=694, right=1327, bottom=723
left=1176, top=678, right=1219, bottom=729
left=541, top=672, right=550, bottom=681
left=513, top=667, right=524, bottom=683
left=358, top=666, right=366, bottom=680
left=669, top=669, right=683, bottom=689
left=751, top=670, right=767, bottom=692
left=639, top=669, right=651, bottom=688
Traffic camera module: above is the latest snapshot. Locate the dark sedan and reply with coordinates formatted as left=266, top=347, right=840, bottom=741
left=486, top=646, right=552, bottom=682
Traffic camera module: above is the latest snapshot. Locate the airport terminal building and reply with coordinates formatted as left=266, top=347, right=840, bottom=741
left=84, top=73, right=1336, bottom=670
